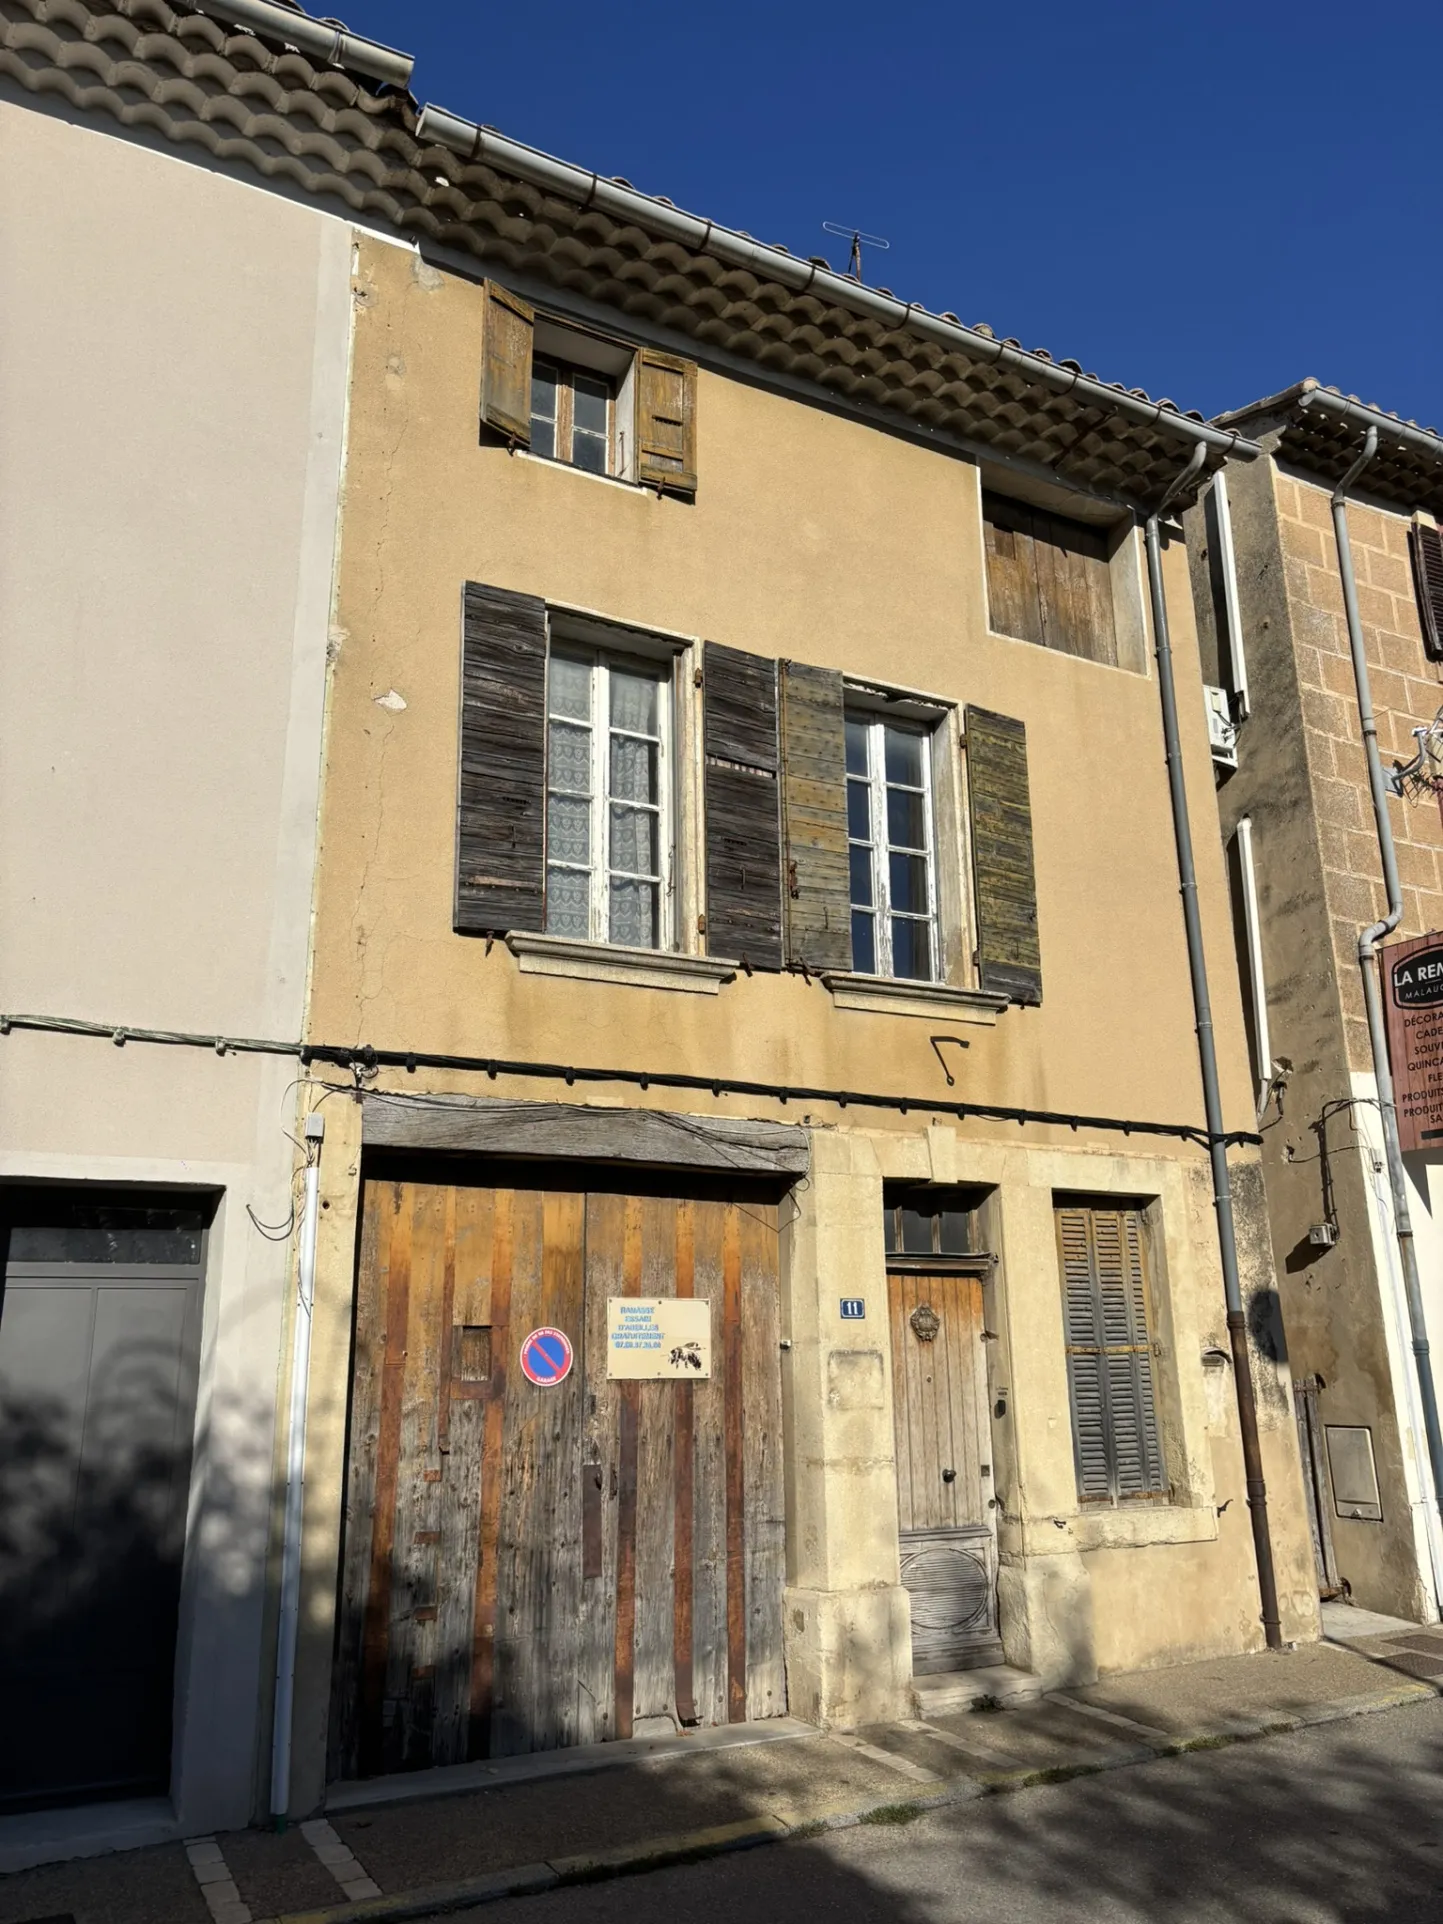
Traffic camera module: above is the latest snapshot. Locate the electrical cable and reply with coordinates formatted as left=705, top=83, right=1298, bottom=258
left=0, top=1009, right=1262, bottom=1149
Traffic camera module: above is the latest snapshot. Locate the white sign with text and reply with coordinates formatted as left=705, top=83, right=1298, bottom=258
left=606, top=1296, right=712, bottom=1379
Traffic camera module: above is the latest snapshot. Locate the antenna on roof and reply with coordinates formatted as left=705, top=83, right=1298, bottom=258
left=822, top=222, right=890, bottom=283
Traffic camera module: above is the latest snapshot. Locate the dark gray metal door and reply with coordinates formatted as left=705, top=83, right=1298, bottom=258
left=0, top=1195, right=203, bottom=1811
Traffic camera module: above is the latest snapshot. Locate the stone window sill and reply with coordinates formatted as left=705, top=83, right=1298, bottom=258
left=507, top=933, right=737, bottom=995
left=820, top=972, right=1009, bottom=1024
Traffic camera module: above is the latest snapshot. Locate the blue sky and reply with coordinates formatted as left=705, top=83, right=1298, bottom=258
left=339, top=1, right=1442, bottom=429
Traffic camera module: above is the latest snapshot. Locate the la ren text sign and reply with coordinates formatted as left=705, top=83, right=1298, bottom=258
left=1385, top=933, right=1443, bottom=1152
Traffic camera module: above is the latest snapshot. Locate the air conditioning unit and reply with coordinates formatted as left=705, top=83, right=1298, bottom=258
left=1205, top=685, right=1238, bottom=768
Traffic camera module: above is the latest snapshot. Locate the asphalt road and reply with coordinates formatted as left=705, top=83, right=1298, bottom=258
left=443, top=1698, right=1443, bottom=1924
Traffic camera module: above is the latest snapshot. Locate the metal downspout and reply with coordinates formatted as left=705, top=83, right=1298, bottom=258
left=1145, top=453, right=1284, bottom=1648
left=1332, top=429, right=1443, bottom=1568
left=270, top=1113, right=326, bottom=1825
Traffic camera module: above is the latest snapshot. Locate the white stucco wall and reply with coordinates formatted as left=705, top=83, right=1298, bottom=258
left=0, top=95, right=352, bottom=1846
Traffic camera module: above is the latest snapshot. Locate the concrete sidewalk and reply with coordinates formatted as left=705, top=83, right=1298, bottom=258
left=3, top=1619, right=1440, bottom=1924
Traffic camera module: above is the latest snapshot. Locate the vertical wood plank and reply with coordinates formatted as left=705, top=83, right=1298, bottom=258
left=723, top=1206, right=746, bottom=1723
left=381, top=1183, right=450, bottom=1771
left=328, top=1181, right=387, bottom=1783
left=359, top=1183, right=411, bottom=1777
left=433, top=1187, right=492, bottom=1767
left=469, top=1188, right=513, bottom=1759
left=887, top=1275, right=916, bottom=1535
left=612, top=1196, right=643, bottom=1741
left=689, top=1202, right=729, bottom=1729
left=673, top=1200, right=696, bottom=1727
left=740, top=1202, right=785, bottom=1722
left=633, top=1197, right=677, bottom=1724
left=492, top=1189, right=546, bottom=1756
left=577, top=1192, right=622, bottom=1745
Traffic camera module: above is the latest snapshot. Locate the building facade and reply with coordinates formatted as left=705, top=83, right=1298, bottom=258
left=0, top=2, right=372, bottom=1855
left=277, top=137, right=1319, bottom=1810
left=1189, top=383, right=1443, bottom=1624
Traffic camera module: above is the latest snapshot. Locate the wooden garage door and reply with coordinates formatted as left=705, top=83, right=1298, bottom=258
left=329, top=1174, right=785, bottom=1779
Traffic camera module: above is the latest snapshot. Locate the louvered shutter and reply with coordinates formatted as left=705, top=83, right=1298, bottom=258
left=454, top=582, right=547, bottom=935
left=636, top=350, right=698, bottom=498
left=1058, top=1207, right=1111, bottom=1501
left=966, top=706, right=1041, bottom=1005
left=479, top=281, right=534, bottom=445
left=1410, top=523, right=1443, bottom=663
left=1057, top=1205, right=1166, bottom=1505
left=704, top=642, right=782, bottom=969
left=780, top=661, right=852, bottom=972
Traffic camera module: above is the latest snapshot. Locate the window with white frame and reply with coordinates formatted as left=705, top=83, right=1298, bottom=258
left=531, top=359, right=615, bottom=476
left=846, top=713, right=937, bottom=981
left=546, top=651, right=670, bottom=948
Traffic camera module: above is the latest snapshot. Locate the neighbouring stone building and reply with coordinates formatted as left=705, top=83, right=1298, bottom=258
left=1187, top=381, right=1443, bottom=1622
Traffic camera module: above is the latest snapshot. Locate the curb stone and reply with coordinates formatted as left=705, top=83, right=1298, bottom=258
left=260, top=1681, right=1439, bottom=1924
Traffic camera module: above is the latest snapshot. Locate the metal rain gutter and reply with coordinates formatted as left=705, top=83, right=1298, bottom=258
left=1303, top=387, right=1443, bottom=471
left=196, top=0, right=414, bottom=86
left=415, top=104, right=1262, bottom=478
left=1330, top=425, right=1443, bottom=1573
left=1145, top=443, right=1284, bottom=1650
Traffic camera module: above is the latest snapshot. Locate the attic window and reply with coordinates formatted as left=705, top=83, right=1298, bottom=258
left=983, top=492, right=1120, bottom=666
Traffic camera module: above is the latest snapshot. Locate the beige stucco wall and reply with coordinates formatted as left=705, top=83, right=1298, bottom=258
left=0, top=99, right=351, bottom=1841
left=282, top=230, right=1316, bottom=1800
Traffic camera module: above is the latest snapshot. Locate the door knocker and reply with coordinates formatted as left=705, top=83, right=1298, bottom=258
left=910, top=1302, right=940, bottom=1343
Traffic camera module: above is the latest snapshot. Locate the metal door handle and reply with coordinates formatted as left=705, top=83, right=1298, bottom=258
left=941, top=1467, right=956, bottom=1483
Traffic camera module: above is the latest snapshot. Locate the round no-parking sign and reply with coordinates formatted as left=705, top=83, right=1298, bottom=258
left=519, top=1326, right=574, bottom=1387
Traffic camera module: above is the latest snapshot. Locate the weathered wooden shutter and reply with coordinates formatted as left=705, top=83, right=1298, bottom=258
left=704, top=642, right=782, bottom=969
left=1410, top=523, right=1443, bottom=662
left=454, top=581, right=547, bottom=935
left=780, top=661, right=851, bottom=972
left=1057, top=1205, right=1166, bottom=1505
left=965, top=706, right=1041, bottom=1004
left=636, top=350, right=698, bottom=498
left=480, top=281, right=535, bottom=445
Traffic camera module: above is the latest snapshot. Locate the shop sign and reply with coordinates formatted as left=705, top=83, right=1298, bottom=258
left=1384, top=933, right=1443, bottom=1152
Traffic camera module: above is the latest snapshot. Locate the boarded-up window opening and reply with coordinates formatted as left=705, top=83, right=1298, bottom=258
left=983, top=491, right=1118, bottom=666
left=1056, top=1202, right=1167, bottom=1506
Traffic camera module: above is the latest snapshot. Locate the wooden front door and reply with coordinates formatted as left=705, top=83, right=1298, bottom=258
left=888, top=1270, right=1001, bottom=1674
left=329, top=1172, right=786, bottom=1779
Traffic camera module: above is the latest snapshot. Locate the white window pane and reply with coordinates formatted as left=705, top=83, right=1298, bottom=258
left=889, top=851, right=928, bottom=914
left=610, top=670, right=658, bottom=735
left=609, top=734, right=658, bottom=804
left=609, top=877, right=658, bottom=948
left=573, top=373, right=609, bottom=435
left=572, top=429, right=607, bottom=475
left=549, top=655, right=591, bottom=720
left=887, top=786, right=926, bottom=850
left=847, top=779, right=871, bottom=840
left=610, top=804, right=657, bottom=877
left=851, top=910, right=876, bottom=974
left=531, top=361, right=558, bottom=460
left=548, top=793, right=591, bottom=864
left=549, top=720, right=592, bottom=795
left=546, top=867, right=589, bottom=937
left=884, top=727, right=923, bottom=786
left=845, top=718, right=869, bottom=776
left=891, top=917, right=931, bottom=981
left=849, top=843, right=873, bottom=907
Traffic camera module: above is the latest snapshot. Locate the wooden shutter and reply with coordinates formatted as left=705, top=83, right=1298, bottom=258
left=1410, top=523, right=1443, bottom=662
left=704, top=642, right=782, bottom=969
left=965, top=706, right=1041, bottom=1005
left=780, top=661, right=851, bottom=972
left=480, top=281, right=534, bottom=445
left=455, top=581, right=547, bottom=935
left=636, top=350, right=697, bottom=498
left=1056, top=1205, right=1166, bottom=1505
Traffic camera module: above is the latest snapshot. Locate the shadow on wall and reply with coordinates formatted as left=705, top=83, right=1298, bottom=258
left=0, top=1352, right=272, bottom=1816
